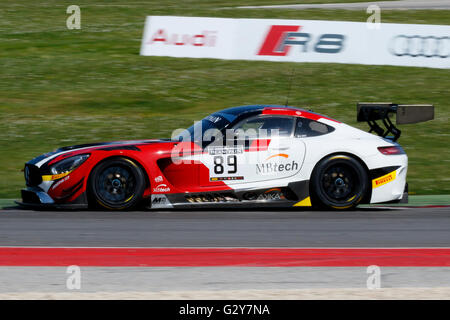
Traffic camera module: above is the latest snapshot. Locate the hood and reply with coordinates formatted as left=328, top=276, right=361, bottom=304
left=27, top=139, right=171, bottom=167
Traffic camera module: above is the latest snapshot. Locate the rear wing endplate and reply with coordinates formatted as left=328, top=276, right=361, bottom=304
left=357, top=103, right=434, bottom=141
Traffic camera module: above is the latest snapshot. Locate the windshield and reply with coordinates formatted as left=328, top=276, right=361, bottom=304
left=174, top=112, right=237, bottom=142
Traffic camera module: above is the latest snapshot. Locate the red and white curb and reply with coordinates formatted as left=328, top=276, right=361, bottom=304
left=1, top=247, right=449, bottom=267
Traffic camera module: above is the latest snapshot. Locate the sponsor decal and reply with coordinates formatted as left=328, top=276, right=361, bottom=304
left=256, top=154, right=299, bottom=175
left=210, top=176, right=244, bottom=181
left=154, top=175, right=163, bottom=183
left=256, top=160, right=299, bottom=174
left=186, top=194, right=238, bottom=203
left=153, top=183, right=171, bottom=193
left=151, top=194, right=173, bottom=208
left=152, top=196, right=166, bottom=204
left=149, top=29, right=217, bottom=47
left=372, top=171, right=396, bottom=188
left=257, top=188, right=286, bottom=201
left=42, top=171, right=72, bottom=181
left=389, top=35, right=449, bottom=58
left=51, top=175, right=70, bottom=190
left=258, top=25, right=345, bottom=56
left=208, top=146, right=244, bottom=155
left=265, top=153, right=289, bottom=161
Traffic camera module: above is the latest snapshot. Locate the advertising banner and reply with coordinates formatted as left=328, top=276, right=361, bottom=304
left=140, top=16, right=450, bottom=69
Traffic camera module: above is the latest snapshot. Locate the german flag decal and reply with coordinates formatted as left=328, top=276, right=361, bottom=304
left=372, top=171, right=396, bottom=189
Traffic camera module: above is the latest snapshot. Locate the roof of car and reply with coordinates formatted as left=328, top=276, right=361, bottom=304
left=220, top=105, right=340, bottom=123
left=220, top=105, right=265, bottom=115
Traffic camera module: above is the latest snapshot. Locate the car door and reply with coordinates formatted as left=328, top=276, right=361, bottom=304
left=201, top=115, right=306, bottom=186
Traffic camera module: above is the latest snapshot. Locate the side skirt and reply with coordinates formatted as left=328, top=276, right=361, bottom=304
left=148, top=181, right=312, bottom=210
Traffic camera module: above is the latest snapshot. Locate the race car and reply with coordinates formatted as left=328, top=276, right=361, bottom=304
left=18, top=103, right=433, bottom=210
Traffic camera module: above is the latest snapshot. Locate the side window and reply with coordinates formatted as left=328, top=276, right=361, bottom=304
left=232, top=116, right=294, bottom=138
left=295, top=118, right=335, bottom=137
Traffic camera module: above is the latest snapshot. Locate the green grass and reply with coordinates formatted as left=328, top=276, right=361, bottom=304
left=393, top=195, right=450, bottom=206
left=0, top=199, right=16, bottom=209
left=0, top=1, right=449, bottom=198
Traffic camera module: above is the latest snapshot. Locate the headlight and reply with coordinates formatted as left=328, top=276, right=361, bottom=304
left=50, top=154, right=90, bottom=175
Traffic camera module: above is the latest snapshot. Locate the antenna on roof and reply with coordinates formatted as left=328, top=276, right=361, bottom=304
left=285, top=68, right=295, bottom=107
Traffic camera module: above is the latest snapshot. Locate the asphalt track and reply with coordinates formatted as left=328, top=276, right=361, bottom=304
left=0, top=206, right=448, bottom=296
left=0, top=206, right=449, bottom=248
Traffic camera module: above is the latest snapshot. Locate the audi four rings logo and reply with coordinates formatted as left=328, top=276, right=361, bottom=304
left=390, top=35, right=449, bottom=58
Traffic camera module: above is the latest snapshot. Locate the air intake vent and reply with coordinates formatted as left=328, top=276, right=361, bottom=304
left=24, top=164, right=42, bottom=187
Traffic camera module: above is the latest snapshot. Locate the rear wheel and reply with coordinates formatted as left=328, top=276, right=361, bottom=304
left=88, top=158, right=146, bottom=210
left=311, top=155, right=368, bottom=210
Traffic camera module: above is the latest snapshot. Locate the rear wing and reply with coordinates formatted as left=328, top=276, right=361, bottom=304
left=357, top=103, right=434, bottom=141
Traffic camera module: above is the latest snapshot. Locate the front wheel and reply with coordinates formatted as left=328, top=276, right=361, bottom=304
left=88, top=157, right=146, bottom=210
left=310, top=155, right=368, bottom=210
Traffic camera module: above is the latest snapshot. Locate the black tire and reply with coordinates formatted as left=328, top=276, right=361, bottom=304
left=310, top=155, right=368, bottom=210
left=88, top=157, right=146, bottom=210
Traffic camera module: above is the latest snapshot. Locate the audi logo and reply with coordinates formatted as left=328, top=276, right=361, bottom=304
left=389, top=35, right=449, bottom=58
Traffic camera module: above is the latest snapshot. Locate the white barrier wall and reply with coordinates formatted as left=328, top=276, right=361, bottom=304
left=140, top=16, right=450, bottom=69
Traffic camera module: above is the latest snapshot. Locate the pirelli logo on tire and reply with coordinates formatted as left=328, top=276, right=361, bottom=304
left=372, top=171, right=396, bottom=189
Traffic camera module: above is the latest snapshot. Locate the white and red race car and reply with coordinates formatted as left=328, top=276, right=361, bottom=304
left=19, top=103, right=433, bottom=210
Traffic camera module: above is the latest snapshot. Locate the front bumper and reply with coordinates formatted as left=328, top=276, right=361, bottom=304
left=21, top=187, right=54, bottom=204
left=17, top=187, right=88, bottom=210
